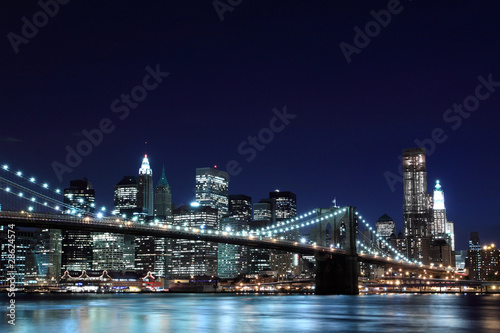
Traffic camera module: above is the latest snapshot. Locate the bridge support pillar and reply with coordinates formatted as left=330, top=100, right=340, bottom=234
left=315, top=254, right=359, bottom=295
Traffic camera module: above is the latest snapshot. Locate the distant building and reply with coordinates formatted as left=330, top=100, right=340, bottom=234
left=218, top=195, right=251, bottom=279
left=135, top=155, right=166, bottom=277
left=269, top=191, right=296, bottom=221
left=268, top=191, right=300, bottom=277
left=171, top=205, right=218, bottom=279
left=402, top=148, right=432, bottom=264
left=62, top=178, right=95, bottom=271
left=432, top=180, right=446, bottom=236
left=466, top=232, right=481, bottom=280
left=253, top=200, right=273, bottom=222
left=114, top=176, right=139, bottom=217
left=480, top=244, right=499, bottom=281
left=63, top=178, right=96, bottom=215
left=92, top=233, right=125, bottom=271
left=137, top=154, right=154, bottom=216
left=154, top=166, right=172, bottom=221
left=0, top=228, right=37, bottom=287
left=195, top=167, right=229, bottom=218
left=113, top=176, right=138, bottom=271
left=376, top=214, right=395, bottom=250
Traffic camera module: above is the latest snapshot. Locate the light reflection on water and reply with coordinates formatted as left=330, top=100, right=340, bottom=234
left=2, top=293, right=500, bottom=332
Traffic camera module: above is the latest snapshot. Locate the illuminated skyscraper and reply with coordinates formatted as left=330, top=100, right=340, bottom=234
left=137, top=154, right=154, bottom=216
left=432, top=180, right=446, bottom=236
left=114, top=176, right=139, bottom=217
left=154, top=166, right=172, bottom=221
left=195, top=167, right=229, bottom=218
left=63, top=178, right=95, bottom=215
left=270, top=191, right=297, bottom=221
left=467, top=232, right=481, bottom=280
left=268, top=191, right=299, bottom=277
left=218, top=195, right=251, bottom=278
left=171, top=204, right=218, bottom=278
left=62, top=179, right=95, bottom=271
left=376, top=214, right=396, bottom=250
left=402, top=148, right=432, bottom=264
left=92, top=233, right=125, bottom=271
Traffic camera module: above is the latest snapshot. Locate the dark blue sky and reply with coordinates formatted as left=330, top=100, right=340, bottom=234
left=1, top=1, right=499, bottom=249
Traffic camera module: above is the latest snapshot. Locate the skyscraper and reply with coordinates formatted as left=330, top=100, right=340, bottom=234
left=137, top=154, right=154, bottom=216
left=195, top=167, right=229, bottom=218
left=432, top=180, right=446, bottom=236
left=376, top=214, right=396, bottom=250
left=402, top=148, right=432, bottom=264
left=154, top=166, right=172, bottom=221
left=268, top=191, right=299, bottom=277
left=467, top=232, right=481, bottom=280
left=171, top=204, right=218, bottom=278
left=63, top=178, right=96, bottom=215
left=62, top=178, right=95, bottom=271
left=92, top=233, right=125, bottom=271
left=248, top=200, right=273, bottom=275
left=270, top=191, right=297, bottom=221
left=114, top=176, right=139, bottom=217
left=218, top=195, right=252, bottom=278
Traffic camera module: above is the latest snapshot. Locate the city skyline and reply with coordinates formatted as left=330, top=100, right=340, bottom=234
left=2, top=1, right=500, bottom=252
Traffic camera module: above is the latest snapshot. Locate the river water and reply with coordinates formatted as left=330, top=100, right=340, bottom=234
left=2, top=293, right=500, bottom=332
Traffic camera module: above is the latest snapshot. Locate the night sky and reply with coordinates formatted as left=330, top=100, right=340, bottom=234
left=1, top=1, right=500, bottom=250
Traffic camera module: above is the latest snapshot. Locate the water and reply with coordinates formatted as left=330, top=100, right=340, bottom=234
left=2, top=293, right=500, bottom=332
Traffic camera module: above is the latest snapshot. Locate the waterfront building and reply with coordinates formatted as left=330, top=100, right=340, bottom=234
left=171, top=204, right=218, bottom=278
left=218, top=195, right=251, bottom=278
left=402, top=148, right=432, bottom=264
left=467, top=232, right=482, bottom=280
left=92, top=233, right=125, bottom=271
left=268, top=191, right=300, bottom=277
left=62, top=178, right=95, bottom=271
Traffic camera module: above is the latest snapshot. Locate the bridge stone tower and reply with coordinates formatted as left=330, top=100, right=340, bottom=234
left=312, top=206, right=359, bottom=295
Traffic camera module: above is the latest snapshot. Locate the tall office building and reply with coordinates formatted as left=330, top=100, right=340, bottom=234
left=268, top=191, right=300, bottom=277
left=432, top=180, right=446, bottom=236
left=114, top=176, right=139, bottom=217
left=135, top=154, right=165, bottom=276
left=218, top=195, right=251, bottom=278
left=63, top=178, right=96, bottom=215
left=253, top=200, right=273, bottom=222
left=248, top=200, right=273, bottom=275
left=270, top=191, right=297, bottom=221
left=171, top=204, right=218, bottom=278
left=195, top=167, right=229, bottom=218
left=0, top=228, right=37, bottom=287
left=137, top=154, right=154, bottom=216
left=62, top=179, right=95, bottom=271
left=113, top=176, right=138, bottom=271
left=92, top=233, right=125, bottom=271
left=402, top=148, right=432, bottom=264
left=154, top=166, right=172, bottom=221
left=376, top=214, right=396, bottom=250
left=467, top=232, right=481, bottom=280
